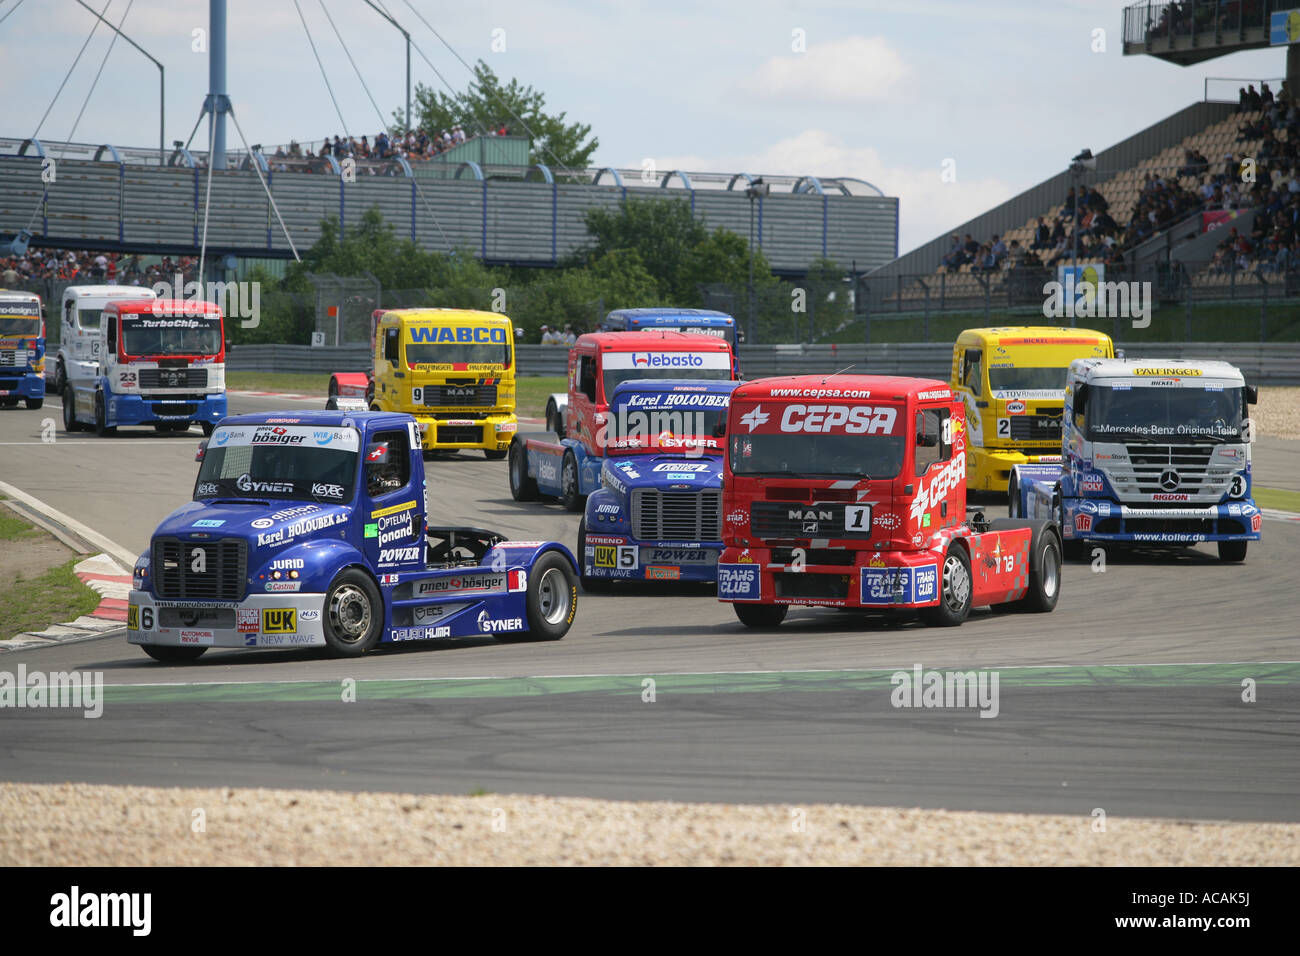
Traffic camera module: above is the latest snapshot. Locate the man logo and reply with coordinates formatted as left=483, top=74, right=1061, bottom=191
left=1159, top=469, right=1181, bottom=491
left=740, top=406, right=769, bottom=432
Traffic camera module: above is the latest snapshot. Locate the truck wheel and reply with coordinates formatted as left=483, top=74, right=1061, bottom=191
left=1217, top=540, right=1248, bottom=563
left=62, top=387, right=83, bottom=432
left=142, top=645, right=207, bottom=663
left=1007, top=473, right=1020, bottom=518
left=733, top=603, right=787, bottom=628
left=54, top=360, right=66, bottom=394
left=326, top=378, right=339, bottom=410
left=559, top=452, right=583, bottom=512
left=201, top=421, right=215, bottom=437
left=322, top=569, right=382, bottom=657
left=508, top=438, right=538, bottom=501
left=920, top=545, right=973, bottom=627
left=577, top=519, right=612, bottom=592
left=484, top=448, right=508, bottom=461
left=987, top=518, right=1062, bottom=612
left=519, top=552, right=578, bottom=640
left=545, top=400, right=561, bottom=436
left=25, top=397, right=43, bottom=410
left=94, top=394, right=116, bottom=436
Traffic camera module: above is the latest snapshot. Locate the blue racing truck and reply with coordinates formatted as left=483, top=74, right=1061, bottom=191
left=1010, top=358, right=1260, bottom=563
left=0, top=291, right=45, bottom=410
left=128, top=410, right=579, bottom=661
left=573, top=379, right=739, bottom=590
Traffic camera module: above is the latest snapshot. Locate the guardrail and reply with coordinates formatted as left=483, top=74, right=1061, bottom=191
left=225, top=342, right=1300, bottom=385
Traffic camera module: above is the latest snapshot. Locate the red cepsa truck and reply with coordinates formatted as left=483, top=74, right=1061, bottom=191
left=717, top=374, right=1063, bottom=627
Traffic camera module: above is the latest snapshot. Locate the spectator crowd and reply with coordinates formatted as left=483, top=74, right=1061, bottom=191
left=1, top=247, right=198, bottom=290
left=267, top=121, right=511, bottom=172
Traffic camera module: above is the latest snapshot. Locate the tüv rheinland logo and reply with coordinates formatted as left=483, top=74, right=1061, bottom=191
left=151, top=272, right=260, bottom=329
left=1042, top=266, right=1151, bottom=328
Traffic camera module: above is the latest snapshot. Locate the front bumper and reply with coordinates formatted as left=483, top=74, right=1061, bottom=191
left=1062, top=499, right=1263, bottom=544
left=0, top=373, right=44, bottom=400
left=582, top=539, right=722, bottom=583
left=413, top=412, right=517, bottom=452
left=968, top=447, right=1061, bottom=492
left=108, top=392, right=227, bottom=427
left=717, top=547, right=942, bottom=609
left=127, top=589, right=327, bottom=649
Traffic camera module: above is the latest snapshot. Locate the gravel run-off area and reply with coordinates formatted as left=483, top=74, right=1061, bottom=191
left=3, top=782, right=1298, bottom=866
left=1255, top=387, right=1300, bottom=439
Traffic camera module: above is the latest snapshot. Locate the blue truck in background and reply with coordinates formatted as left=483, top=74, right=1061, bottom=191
left=0, top=291, right=46, bottom=409
left=128, top=410, right=579, bottom=661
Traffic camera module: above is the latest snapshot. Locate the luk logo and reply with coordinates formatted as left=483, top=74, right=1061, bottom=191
left=262, top=608, right=296, bottom=633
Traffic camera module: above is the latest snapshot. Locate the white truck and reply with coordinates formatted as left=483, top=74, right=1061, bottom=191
left=1010, top=358, right=1260, bottom=563
left=52, top=285, right=157, bottom=394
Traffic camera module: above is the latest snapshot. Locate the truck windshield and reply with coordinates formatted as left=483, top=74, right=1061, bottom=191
left=1087, top=385, right=1244, bottom=441
left=729, top=433, right=905, bottom=479
left=605, top=394, right=729, bottom=452
left=988, top=367, right=1069, bottom=393
left=121, top=313, right=222, bottom=356
left=0, top=315, right=42, bottom=336
left=195, top=425, right=359, bottom=503
left=604, top=367, right=731, bottom=398
left=405, top=342, right=510, bottom=367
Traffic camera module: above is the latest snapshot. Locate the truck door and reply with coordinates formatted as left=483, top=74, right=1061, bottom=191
left=361, top=426, right=422, bottom=571
left=571, top=352, right=598, bottom=448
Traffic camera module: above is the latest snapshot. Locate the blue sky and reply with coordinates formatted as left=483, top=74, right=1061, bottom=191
left=0, top=0, right=1289, bottom=254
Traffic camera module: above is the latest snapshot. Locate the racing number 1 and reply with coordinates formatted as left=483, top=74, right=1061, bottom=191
left=845, top=505, right=871, bottom=532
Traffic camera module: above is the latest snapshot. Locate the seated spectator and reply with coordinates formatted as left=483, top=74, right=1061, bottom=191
left=1262, top=82, right=1275, bottom=108
left=941, top=234, right=964, bottom=271
left=1031, top=217, right=1051, bottom=250
left=990, top=234, right=1007, bottom=262
left=962, top=233, right=979, bottom=262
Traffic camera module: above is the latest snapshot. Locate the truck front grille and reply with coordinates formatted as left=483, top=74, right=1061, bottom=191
left=750, top=501, right=873, bottom=540
left=140, top=368, right=207, bottom=389
left=152, top=537, right=247, bottom=601
left=422, top=384, right=497, bottom=407
left=1094, top=516, right=1247, bottom=536
left=1008, top=414, right=1062, bottom=442
left=0, top=350, right=27, bottom=367
left=1121, top=444, right=1216, bottom=495
left=632, top=489, right=721, bottom=541
left=436, top=424, right=483, bottom=444
left=151, top=402, right=199, bottom=417
left=774, top=572, right=850, bottom=599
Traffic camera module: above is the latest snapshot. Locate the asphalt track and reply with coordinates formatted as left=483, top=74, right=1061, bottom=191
left=2, top=393, right=1299, bottom=821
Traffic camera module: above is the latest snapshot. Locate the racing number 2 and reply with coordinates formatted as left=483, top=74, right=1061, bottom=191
left=996, top=418, right=1010, bottom=437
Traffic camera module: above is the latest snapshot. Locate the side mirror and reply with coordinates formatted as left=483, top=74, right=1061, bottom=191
left=917, top=432, right=939, bottom=447
left=712, top=421, right=727, bottom=438
left=225, top=339, right=234, bottom=352
left=1245, top=384, right=1258, bottom=405
left=1072, top=383, right=1089, bottom=416
left=384, top=330, right=399, bottom=365
left=195, top=440, right=208, bottom=462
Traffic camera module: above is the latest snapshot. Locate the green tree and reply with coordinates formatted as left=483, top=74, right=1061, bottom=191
left=398, top=60, right=598, bottom=169
left=582, top=198, right=707, bottom=302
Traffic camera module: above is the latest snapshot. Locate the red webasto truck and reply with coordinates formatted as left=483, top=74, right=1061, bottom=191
left=717, top=374, right=1063, bottom=627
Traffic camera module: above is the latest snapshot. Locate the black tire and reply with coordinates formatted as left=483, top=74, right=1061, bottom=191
left=54, top=360, right=66, bottom=394
left=988, top=518, right=1062, bottom=613
left=142, top=644, right=207, bottom=663
left=484, top=448, right=508, bottom=461
left=1007, top=472, right=1021, bottom=518
left=577, top=519, right=613, bottom=592
left=517, top=551, right=578, bottom=640
left=62, top=386, right=83, bottom=432
left=545, top=400, right=562, bottom=437
left=321, top=568, right=383, bottom=657
left=733, top=602, right=788, bottom=628
left=25, top=397, right=42, bottom=410
left=920, top=545, right=973, bottom=627
left=200, top=421, right=215, bottom=437
left=1218, top=539, right=1248, bottom=563
left=508, top=438, right=538, bottom=501
left=559, top=451, right=583, bottom=512
left=0, top=397, right=18, bottom=408
left=94, top=393, right=115, bottom=436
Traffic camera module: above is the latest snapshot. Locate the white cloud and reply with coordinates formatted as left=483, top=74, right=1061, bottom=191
left=648, top=129, right=1017, bottom=256
left=741, top=36, right=908, bottom=105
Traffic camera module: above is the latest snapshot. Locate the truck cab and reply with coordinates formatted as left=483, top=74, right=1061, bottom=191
left=575, top=378, right=740, bottom=589
left=0, top=291, right=46, bottom=410
left=127, top=410, right=579, bottom=661
left=510, top=331, right=738, bottom=511
left=53, top=285, right=158, bottom=393
left=951, top=326, right=1113, bottom=492
left=718, top=375, right=1062, bottom=628
left=61, top=298, right=227, bottom=436
left=546, top=312, right=740, bottom=432
left=1011, top=358, right=1260, bottom=562
left=334, top=308, right=517, bottom=460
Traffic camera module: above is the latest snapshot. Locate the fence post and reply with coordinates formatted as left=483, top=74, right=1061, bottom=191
left=1185, top=274, right=1192, bottom=341
left=1260, top=278, right=1267, bottom=343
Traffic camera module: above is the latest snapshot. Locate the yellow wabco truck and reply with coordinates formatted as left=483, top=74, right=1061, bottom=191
left=329, top=308, right=517, bottom=459
left=950, top=326, right=1114, bottom=492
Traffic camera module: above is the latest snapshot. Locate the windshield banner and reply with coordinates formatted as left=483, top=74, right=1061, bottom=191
left=212, top=425, right=360, bottom=452
left=603, top=351, right=731, bottom=370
